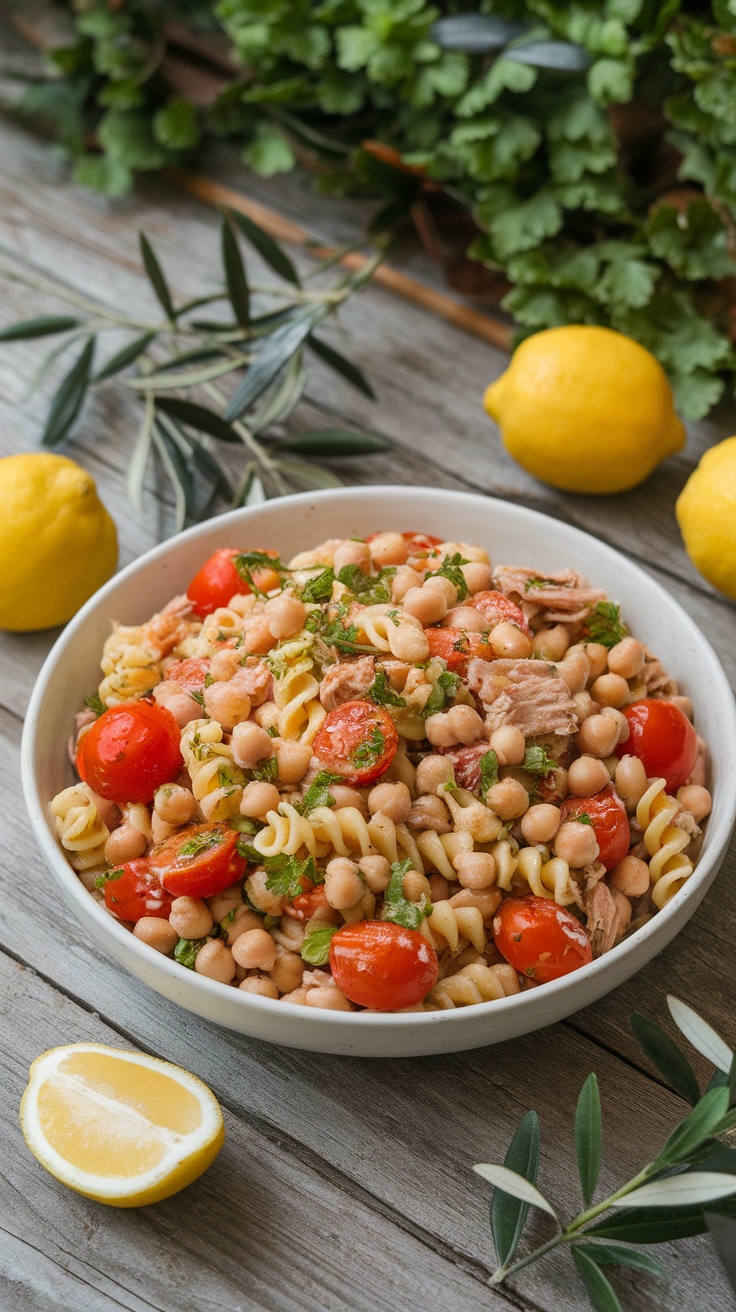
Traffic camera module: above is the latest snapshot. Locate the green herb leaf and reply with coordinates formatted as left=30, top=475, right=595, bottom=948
left=630, top=1012, right=701, bottom=1106
left=366, top=670, right=407, bottom=709
left=654, top=1087, right=731, bottom=1169
left=427, top=552, right=470, bottom=601
left=307, top=336, right=376, bottom=398
left=613, top=1172, right=736, bottom=1210
left=178, top=830, right=223, bottom=858
left=156, top=397, right=241, bottom=444
left=139, top=232, right=175, bottom=320
left=94, top=331, right=156, bottom=381
left=0, top=315, right=80, bottom=341
left=300, top=569, right=335, bottom=603
left=337, top=564, right=395, bottom=604
left=83, top=693, right=106, bottom=717
left=522, top=745, right=557, bottom=777
left=264, top=853, right=318, bottom=900
left=93, top=867, right=122, bottom=890
left=489, top=1109, right=541, bottom=1269
left=479, top=749, right=500, bottom=797
left=585, top=602, right=628, bottom=649
left=295, top=769, right=343, bottom=815
left=230, top=209, right=300, bottom=286
left=572, top=1242, right=663, bottom=1276
left=248, top=755, right=279, bottom=784
left=234, top=550, right=288, bottom=597
left=571, top=1247, right=624, bottom=1312
left=174, top=937, right=209, bottom=970
left=301, top=923, right=340, bottom=966
left=423, top=670, right=461, bottom=718
left=41, top=336, right=95, bottom=447
left=474, top=1163, right=556, bottom=1217
left=221, top=214, right=250, bottom=328
left=273, top=428, right=391, bottom=456
left=381, top=859, right=430, bottom=930
left=575, top=1074, right=602, bottom=1206
left=576, top=813, right=593, bottom=826
left=353, top=723, right=386, bottom=769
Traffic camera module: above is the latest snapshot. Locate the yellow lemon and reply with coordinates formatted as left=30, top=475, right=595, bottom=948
left=676, top=436, right=736, bottom=600
left=0, top=452, right=117, bottom=631
left=20, top=1044, right=225, bottom=1207
left=483, top=325, right=685, bottom=494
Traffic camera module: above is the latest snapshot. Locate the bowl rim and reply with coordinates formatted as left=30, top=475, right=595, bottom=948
left=21, top=485, right=736, bottom=1033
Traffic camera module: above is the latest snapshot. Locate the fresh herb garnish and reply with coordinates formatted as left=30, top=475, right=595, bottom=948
left=522, top=745, right=557, bottom=777
left=178, top=830, right=223, bottom=858
left=217, top=764, right=243, bottom=790
left=264, top=853, right=319, bottom=900
left=585, top=601, right=629, bottom=649
left=204, top=672, right=214, bottom=688
left=83, top=692, right=106, bottom=717
left=479, top=750, right=500, bottom=797
left=294, top=769, right=342, bottom=815
left=575, top=813, right=593, bottom=826
left=93, top=867, right=123, bottom=890
left=427, top=552, right=470, bottom=602
left=366, top=670, right=407, bottom=709
left=230, top=815, right=260, bottom=834
left=337, top=564, right=395, bottom=604
left=189, top=689, right=206, bottom=706
left=300, top=568, right=335, bottom=603
left=301, top=923, right=340, bottom=966
left=380, top=858, right=431, bottom=930
left=234, top=550, right=288, bottom=597
left=353, top=724, right=385, bottom=768
left=174, top=937, right=209, bottom=970
left=304, top=603, right=376, bottom=654
left=248, top=755, right=279, bottom=784
left=235, top=838, right=262, bottom=863
left=524, top=576, right=558, bottom=591
left=423, top=669, right=460, bottom=718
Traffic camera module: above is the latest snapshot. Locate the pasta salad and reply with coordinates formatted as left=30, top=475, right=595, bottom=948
left=50, top=530, right=712, bottom=1014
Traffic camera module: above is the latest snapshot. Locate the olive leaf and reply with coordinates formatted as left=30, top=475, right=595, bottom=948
left=41, top=336, right=95, bottom=446
left=229, top=209, right=300, bottom=286
left=611, top=1172, right=736, bottom=1209
left=224, top=303, right=329, bottom=421
left=488, top=1110, right=541, bottom=1269
left=571, top=1243, right=663, bottom=1276
left=151, top=416, right=193, bottom=530
left=139, top=232, right=175, bottom=320
left=267, top=428, right=391, bottom=456
left=156, top=396, right=241, bottom=444
left=585, top=1206, right=708, bottom=1244
left=221, top=214, right=250, bottom=328
left=571, top=1247, right=624, bottom=1312
left=308, top=334, right=376, bottom=398
left=94, top=332, right=156, bottom=381
left=475, top=1161, right=556, bottom=1217
left=668, top=996, right=734, bottom=1075
left=0, top=315, right=80, bottom=341
left=630, top=1012, right=701, bottom=1106
left=653, top=1088, right=731, bottom=1169
left=575, top=1074, right=602, bottom=1206
left=246, top=351, right=306, bottom=435
left=128, top=391, right=155, bottom=513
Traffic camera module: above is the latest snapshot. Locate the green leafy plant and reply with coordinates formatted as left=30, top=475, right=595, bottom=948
left=0, top=212, right=389, bottom=525
left=475, top=996, right=736, bottom=1308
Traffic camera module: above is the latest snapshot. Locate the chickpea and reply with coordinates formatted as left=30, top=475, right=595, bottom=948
left=422, top=575, right=457, bottom=606
left=206, top=883, right=243, bottom=922
left=585, top=643, right=610, bottom=680
left=104, top=823, right=147, bottom=866
left=169, top=896, right=214, bottom=940
left=428, top=872, right=451, bottom=901
left=490, top=621, right=532, bottom=659
left=358, top=854, right=392, bottom=894
left=557, top=650, right=591, bottom=695
left=133, top=917, right=178, bottom=954
left=264, top=593, right=307, bottom=640
left=154, top=783, right=197, bottom=827
left=567, top=755, right=611, bottom=797
left=452, top=851, right=496, bottom=890
left=591, top=673, right=631, bottom=709
left=415, top=754, right=454, bottom=794
left=153, top=688, right=202, bottom=729
left=607, top=636, right=645, bottom=679
left=209, top=647, right=241, bottom=682
left=271, top=944, right=304, bottom=994
left=333, top=540, right=371, bottom=575
left=194, top=939, right=236, bottom=984
left=368, top=531, right=408, bottom=567
left=425, top=712, right=454, bottom=748
left=441, top=606, right=487, bottom=633
left=461, top=562, right=493, bottom=595
left=531, top=625, right=569, bottom=662
left=231, top=928, right=277, bottom=972
left=601, top=706, right=629, bottom=744
left=676, top=784, right=712, bottom=823
left=489, top=725, right=526, bottom=767
left=449, top=887, right=502, bottom=921
left=241, top=613, right=277, bottom=655
left=445, top=704, right=485, bottom=744
left=276, top=739, right=312, bottom=785
left=554, top=820, right=600, bottom=867
left=520, top=803, right=561, bottom=845
left=305, top=982, right=353, bottom=1011
left=403, top=869, right=432, bottom=902
left=407, top=794, right=452, bottom=831
left=151, top=813, right=173, bottom=846
left=391, top=565, right=424, bottom=601
left=240, top=780, right=281, bottom=819
left=221, top=905, right=262, bottom=945
left=610, top=855, right=650, bottom=898
left=390, top=622, right=430, bottom=662
left=368, top=781, right=412, bottom=823
left=330, top=785, right=369, bottom=814
left=280, top=986, right=310, bottom=1006
left=245, top=868, right=284, bottom=917
left=573, top=691, right=598, bottom=723
left=402, top=585, right=448, bottom=627
left=576, top=713, right=619, bottom=758
left=253, top=700, right=281, bottom=732
left=239, top=977, right=279, bottom=999
left=614, top=755, right=649, bottom=810
left=324, top=857, right=365, bottom=910
left=231, top=721, right=274, bottom=770
left=486, top=777, right=530, bottom=821
left=671, top=694, right=694, bottom=721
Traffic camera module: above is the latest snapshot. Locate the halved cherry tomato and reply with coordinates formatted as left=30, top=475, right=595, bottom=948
left=313, top=701, right=398, bottom=785
left=559, top=785, right=630, bottom=871
left=103, top=859, right=173, bottom=923
left=284, top=885, right=335, bottom=922
left=149, top=821, right=246, bottom=899
left=470, top=590, right=530, bottom=635
left=76, top=700, right=182, bottom=804
left=329, top=920, right=439, bottom=1010
left=493, top=895, right=592, bottom=983
left=164, top=657, right=211, bottom=693
left=424, top=628, right=494, bottom=674
left=186, top=547, right=280, bottom=618
left=615, top=698, right=698, bottom=794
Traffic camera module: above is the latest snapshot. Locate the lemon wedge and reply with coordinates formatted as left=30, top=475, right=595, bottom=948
left=20, top=1044, right=224, bottom=1207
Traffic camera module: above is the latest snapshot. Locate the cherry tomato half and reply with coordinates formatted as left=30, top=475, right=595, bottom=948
left=493, top=895, right=592, bottom=983
left=77, top=700, right=182, bottom=804
left=615, top=698, right=698, bottom=794
left=186, top=547, right=279, bottom=618
left=470, top=590, right=530, bottom=635
left=329, top=920, right=439, bottom=1010
left=559, top=785, right=630, bottom=871
left=424, top=628, right=494, bottom=674
left=149, top=821, right=246, bottom=899
left=284, top=885, right=335, bottom=922
left=103, top=859, right=172, bottom=924
left=313, top=700, right=398, bottom=785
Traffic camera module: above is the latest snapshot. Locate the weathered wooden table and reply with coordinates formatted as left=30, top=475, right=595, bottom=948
left=1, top=114, right=735, bottom=1312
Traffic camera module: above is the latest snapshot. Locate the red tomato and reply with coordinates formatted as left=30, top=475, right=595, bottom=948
left=186, top=547, right=279, bottom=618
left=470, top=590, right=530, bottom=635
left=284, top=885, right=337, bottom=922
left=616, top=698, right=698, bottom=794
left=329, top=920, right=439, bottom=1010
left=103, top=859, right=172, bottom=924
left=165, top=657, right=210, bottom=693
left=76, top=700, right=182, bottom=804
left=149, top=821, right=246, bottom=899
left=559, top=785, right=630, bottom=871
left=424, top=628, right=494, bottom=673
left=313, top=701, right=398, bottom=785
left=493, top=896, right=592, bottom=983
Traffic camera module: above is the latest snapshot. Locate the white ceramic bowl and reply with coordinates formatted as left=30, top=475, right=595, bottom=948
left=22, top=487, right=736, bottom=1057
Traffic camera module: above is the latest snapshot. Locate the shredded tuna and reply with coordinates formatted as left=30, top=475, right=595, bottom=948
left=492, top=566, right=605, bottom=616
left=467, top=658, right=578, bottom=737
left=319, top=655, right=375, bottom=711
left=144, top=593, right=195, bottom=656
left=610, top=885, right=632, bottom=942
left=437, top=741, right=489, bottom=792
left=234, top=660, right=273, bottom=706
left=641, top=649, right=679, bottom=698
left=584, top=880, right=618, bottom=957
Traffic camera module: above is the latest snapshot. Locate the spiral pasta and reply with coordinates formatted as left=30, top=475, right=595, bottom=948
left=98, top=629, right=163, bottom=705
left=269, top=634, right=326, bottom=743
left=50, top=784, right=109, bottom=871
left=181, top=719, right=244, bottom=821
left=427, top=962, right=520, bottom=1009
left=492, top=838, right=576, bottom=906
left=637, top=778, right=694, bottom=909
left=425, top=900, right=486, bottom=954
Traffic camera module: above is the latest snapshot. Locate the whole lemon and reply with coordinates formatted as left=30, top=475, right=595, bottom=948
left=676, top=436, right=736, bottom=600
left=0, top=452, right=117, bottom=631
left=483, top=325, right=685, bottom=494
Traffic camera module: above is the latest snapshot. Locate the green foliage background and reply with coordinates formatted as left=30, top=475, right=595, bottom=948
left=18, top=0, right=736, bottom=419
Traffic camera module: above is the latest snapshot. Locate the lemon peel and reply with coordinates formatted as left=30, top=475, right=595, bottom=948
left=484, top=326, right=685, bottom=495
left=676, top=435, right=736, bottom=600
left=0, top=452, right=117, bottom=631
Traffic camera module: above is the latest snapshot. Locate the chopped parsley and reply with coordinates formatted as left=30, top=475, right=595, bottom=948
left=366, top=670, right=407, bottom=709
left=423, top=669, right=460, bottom=718
left=380, top=858, right=431, bottom=931
left=353, top=723, right=385, bottom=768
left=93, top=867, right=123, bottom=890
left=304, top=603, right=377, bottom=655
left=204, top=672, right=214, bottom=688
left=230, top=815, right=260, bottom=834
left=300, top=568, right=335, bottom=603
left=337, top=564, right=396, bottom=604
left=264, top=853, right=320, bottom=900
left=174, top=937, right=209, bottom=970
left=301, top=923, right=340, bottom=966
left=427, top=552, right=470, bottom=602
left=178, top=830, right=223, bottom=858
left=248, top=755, right=279, bottom=784
left=585, top=601, right=629, bottom=649
left=522, top=745, right=557, bottom=777
left=479, top=749, right=500, bottom=797
left=386, top=608, right=400, bottom=626
left=294, top=769, right=342, bottom=815
left=217, top=764, right=243, bottom=790
left=524, top=576, right=558, bottom=591
left=189, top=689, right=205, bottom=707
left=575, top=813, right=593, bottom=826
left=83, top=692, right=106, bottom=717
left=234, top=550, right=289, bottom=597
